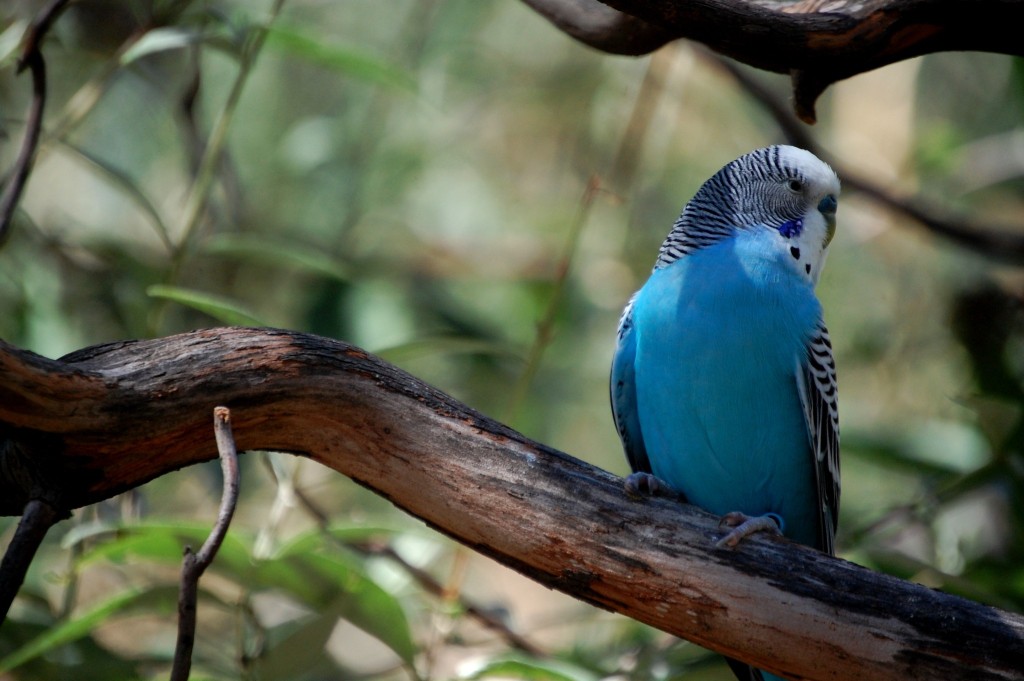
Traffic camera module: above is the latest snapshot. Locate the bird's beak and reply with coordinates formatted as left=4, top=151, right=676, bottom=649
left=818, top=194, right=838, bottom=246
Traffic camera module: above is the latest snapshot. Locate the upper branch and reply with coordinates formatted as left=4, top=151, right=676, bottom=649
left=1, top=328, right=1022, bottom=680
left=522, top=0, right=1024, bottom=121
left=519, top=0, right=675, bottom=55
left=0, top=0, right=72, bottom=245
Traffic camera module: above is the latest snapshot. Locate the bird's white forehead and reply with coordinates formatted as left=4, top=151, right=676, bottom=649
left=776, top=145, right=841, bottom=196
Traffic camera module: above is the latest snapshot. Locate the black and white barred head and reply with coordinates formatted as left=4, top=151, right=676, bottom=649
left=655, top=145, right=840, bottom=269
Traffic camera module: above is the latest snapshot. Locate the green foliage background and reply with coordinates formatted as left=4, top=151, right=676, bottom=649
left=1, top=1, right=1023, bottom=679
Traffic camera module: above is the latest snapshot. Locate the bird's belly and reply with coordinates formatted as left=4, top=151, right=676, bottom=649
left=632, top=262, right=820, bottom=545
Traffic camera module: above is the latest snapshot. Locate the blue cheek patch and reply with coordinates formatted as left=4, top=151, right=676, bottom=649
left=779, top=218, right=803, bottom=238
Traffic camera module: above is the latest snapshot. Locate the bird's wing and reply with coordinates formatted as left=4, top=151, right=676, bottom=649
left=795, top=322, right=841, bottom=554
left=610, top=295, right=651, bottom=474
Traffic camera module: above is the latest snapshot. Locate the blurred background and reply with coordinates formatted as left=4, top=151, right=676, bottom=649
left=1, top=1, right=1023, bottom=679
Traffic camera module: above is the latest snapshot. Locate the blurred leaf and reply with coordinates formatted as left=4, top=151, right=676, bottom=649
left=0, top=20, right=26, bottom=68
left=147, top=285, right=266, bottom=326
left=254, top=598, right=359, bottom=681
left=842, top=424, right=985, bottom=478
left=77, top=522, right=255, bottom=582
left=0, top=615, right=145, bottom=681
left=951, top=285, right=1024, bottom=401
left=204, top=234, right=350, bottom=282
left=266, top=24, right=416, bottom=91
left=463, top=656, right=598, bottom=681
left=60, top=519, right=119, bottom=549
left=121, top=27, right=202, bottom=64
left=65, top=523, right=414, bottom=676
left=59, top=140, right=173, bottom=251
left=272, top=524, right=401, bottom=557
left=376, top=336, right=524, bottom=364
left=903, top=420, right=991, bottom=473
left=74, top=522, right=416, bottom=665
left=120, top=25, right=239, bottom=64
left=0, top=586, right=178, bottom=673
left=962, top=556, right=1024, bottom=610
left=256, top=550, right=416, bottom=664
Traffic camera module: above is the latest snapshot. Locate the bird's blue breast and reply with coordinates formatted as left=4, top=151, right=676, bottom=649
left=631, top=231, right=822, bottom=546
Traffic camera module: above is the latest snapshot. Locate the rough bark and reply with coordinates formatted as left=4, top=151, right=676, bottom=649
left=520, top=0, right=674, bottom=55
left=521, top=0, right=1024, bottom=121
left=1, top=327, right=1022, bottom=680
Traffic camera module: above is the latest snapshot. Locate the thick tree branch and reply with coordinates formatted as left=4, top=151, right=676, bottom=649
left=1, top=328, right=1022, bottom=680
left=522, top=0, right=1024, bottom=121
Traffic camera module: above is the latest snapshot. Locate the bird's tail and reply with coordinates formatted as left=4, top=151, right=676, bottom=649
left=726, top=658, right=787, bottom=681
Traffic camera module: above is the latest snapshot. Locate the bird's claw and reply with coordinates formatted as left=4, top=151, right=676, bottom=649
left=624, top=472, right=679, bottom=499
left=715, top=512, right=782, bottom=548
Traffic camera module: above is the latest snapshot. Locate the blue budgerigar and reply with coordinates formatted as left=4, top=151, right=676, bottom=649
left=610, top=145, right=840, bottom=681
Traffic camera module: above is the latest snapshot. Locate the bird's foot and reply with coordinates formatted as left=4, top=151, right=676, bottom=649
left=624, top=472, right=680, bottom=500
left=715, top=512, right=783, bottom=548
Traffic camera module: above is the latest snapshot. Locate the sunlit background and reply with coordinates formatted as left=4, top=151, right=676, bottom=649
left=2, top=1, right=1023, bottom=679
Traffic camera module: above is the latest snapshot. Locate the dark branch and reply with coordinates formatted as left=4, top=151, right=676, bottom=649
left=169, top=407, right=240, bottom=681
left=841, top=180, right=1024, bottom=262
left=520, top=0, right=674, bottom=55
left=703, top=53, right=1024, bottom=262
left=1, top=328, right=1022, bottom=680
left=521, top=0, right=1024, bottom=121
left=0, top=499, right=62, bottom=624
left=0, top=48, right=45, bottom=240
left=0, top=0, right=71, bottom=246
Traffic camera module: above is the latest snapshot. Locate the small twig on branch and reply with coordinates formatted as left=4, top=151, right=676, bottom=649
left=289, top=484, right=545, bottom=657
left=0, top=0, right=71, bottom=246
left=170, top=407, right=241, bottom=681
left=0, top=499, right=63, bottom=626
left=704, top=52, right=1024, bottom=262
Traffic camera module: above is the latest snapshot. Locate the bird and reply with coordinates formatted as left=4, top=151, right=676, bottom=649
left=610, top=145, right=840, bottom=681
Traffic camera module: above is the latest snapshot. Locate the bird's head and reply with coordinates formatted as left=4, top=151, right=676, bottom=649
left=658, top=145, right=841, bottom=285
left=727, top=146, right=839, bottom=244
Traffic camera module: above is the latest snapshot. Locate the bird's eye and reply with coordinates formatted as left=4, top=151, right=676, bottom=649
left=787, top=179, right=804, bottom=192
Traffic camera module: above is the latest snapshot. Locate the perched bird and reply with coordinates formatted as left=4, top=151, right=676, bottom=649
left=610, top=145, right=840, bottom=681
